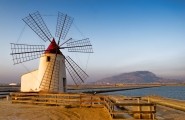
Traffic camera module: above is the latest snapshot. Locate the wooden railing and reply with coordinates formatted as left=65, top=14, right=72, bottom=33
left=103, top=96, right=156, bottom=119
left=11, top=92, right=104, bottom=108
left=11, top=92, right=156, bottom=119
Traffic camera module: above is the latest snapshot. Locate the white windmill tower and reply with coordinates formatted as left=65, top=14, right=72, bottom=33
left=10, top=11, right=93, bottom=93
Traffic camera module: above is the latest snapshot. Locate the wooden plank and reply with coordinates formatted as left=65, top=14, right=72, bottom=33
left=11, top=92, right=83, bottom=97
left=80, top=100, right=102, bottom=102
left=11, top=93, right=39, bottom=96
left=31, top=97, right=81, bottom=101
left=114, top=103, right=155, bottom=106
left=112, top=111, right=156, bottom=114
left=12, top=100, right=34, bottom=103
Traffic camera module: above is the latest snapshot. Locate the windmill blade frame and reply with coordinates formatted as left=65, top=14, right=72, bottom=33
left=10, top=43, right=45, bottom=65
left=63, top=38, right=93, bottom=53
left=59, top=38, right=72, bottom=46
left=65, top=56, right=88, bottom=85
left=23, top=11, right=53, bottom=42
left=55, top=12, right=73, bottom=43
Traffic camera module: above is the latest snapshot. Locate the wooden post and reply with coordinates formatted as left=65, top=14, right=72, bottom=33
left=146, top=97, right=151, bottom=119
left=153, top=105, right=156, bottom=120
left=103, top=97, right=105, bottom=107
left=91, top=96, right=93, bottom=107
left=80, top=94, right=81, bottom=108
left=137, top=98, right=141, bottom=119
left=68, top=95, right=70, bottom=106
left=148, top=97, right=150, bottom=103
left=55, top=94, right=57, bottom=106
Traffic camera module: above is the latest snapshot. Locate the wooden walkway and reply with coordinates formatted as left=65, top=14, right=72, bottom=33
left=11, top=92, right=156, bottom=120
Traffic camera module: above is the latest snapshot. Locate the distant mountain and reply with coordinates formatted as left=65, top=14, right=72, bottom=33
left=94, top=71, right=184, bottom=84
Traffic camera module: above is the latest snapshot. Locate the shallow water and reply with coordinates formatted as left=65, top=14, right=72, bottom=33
left=102, top=86, right=185, bottom=100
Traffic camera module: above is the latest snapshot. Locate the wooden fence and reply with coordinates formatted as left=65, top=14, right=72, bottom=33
left=11, top=92, right=104, bottom=108
left=11, top=92, right=156, bottom=119
left=103, top=97, right=156, bottom=119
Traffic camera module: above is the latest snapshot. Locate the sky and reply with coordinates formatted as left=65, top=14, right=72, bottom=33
left=0, top=0, right=185, bottom=84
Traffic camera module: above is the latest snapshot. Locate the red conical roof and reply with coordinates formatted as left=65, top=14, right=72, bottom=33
left=44, top=38, right=62, bottom=54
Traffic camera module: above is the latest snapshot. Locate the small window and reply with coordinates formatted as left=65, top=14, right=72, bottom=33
left=46, top=56, right=51, bottom=62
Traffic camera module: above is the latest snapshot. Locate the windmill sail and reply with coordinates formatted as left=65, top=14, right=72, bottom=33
left=55, top=12, right=73, bottom=42
left=64, top=38, right=93, bottom=53
left=23, top=11, right=53, bottom=42
left=10, top=43, right=45, bottom=64
left=65, top=56, right=88, bottom=85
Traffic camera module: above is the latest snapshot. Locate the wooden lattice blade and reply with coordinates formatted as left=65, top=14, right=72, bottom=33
left=10, top=43, right=45, bottom=65
left=65, top=56, right=88, bottom=85
left=61, top=38, right=93, bottom=53
left=23, top=11, right=53, bottom=42
left=55, top=12, right=73, bottom=41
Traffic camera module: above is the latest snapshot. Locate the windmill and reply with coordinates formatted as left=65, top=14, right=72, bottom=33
left=10, top=11, right=93, bottom=93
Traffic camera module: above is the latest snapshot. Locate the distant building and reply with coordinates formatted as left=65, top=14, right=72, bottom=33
left=9, top=83, right=17, bottom=86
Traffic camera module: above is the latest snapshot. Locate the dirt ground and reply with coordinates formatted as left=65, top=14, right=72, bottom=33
left=0, top=100, right=112, bottom=120
left=156, top=105, right=185, bottom=120
left=142, top=96, right=185, bottom=120
left=1, top=97, right=185, bottom=120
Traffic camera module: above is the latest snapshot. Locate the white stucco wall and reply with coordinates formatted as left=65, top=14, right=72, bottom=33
left=37, top=53, right=66, bottom=92
left=21, top=70, right=38, bottom=92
